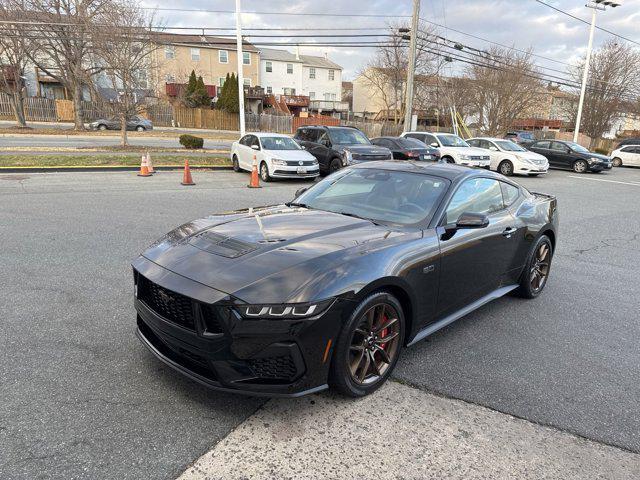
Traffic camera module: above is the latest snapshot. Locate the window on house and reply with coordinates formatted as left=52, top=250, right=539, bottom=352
left=328, top=69, right=334, bottom=80
left=219, top=50, right=228, bottom=63
left=135, top=70, right=148, bottom=89
left=164, top=46, right=175, bottom=59
left=331, top=93, right=336, bottom=100
left=266, top=86, right=272, bottom=94
left=164, top=74, right=175, bottom=83
left=244, top=78, right=251, bottom=86
left=284, top=87, right=296, bottom=95
left=265, top=61, right=272, bottom=72
left=287, top=63, right=293, bottom=74
left=190, top=48, right=200, bottom=61
left=324, top=93, right=331, bottom=101
left=309, top=91, right=315, bottom=100
left=309, top=67, right=316, bottom=79
left=219, top=77, right=225, bottom=87
left=243, top=52, right=250, bottom=65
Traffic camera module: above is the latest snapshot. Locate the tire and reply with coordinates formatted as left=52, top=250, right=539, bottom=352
left=329, top=157, right=342, bottom=173
left=329, top=291, right=405, bottom=397
left=573, top=159, right=588, bottom=173
left=136, top=126, right=145, bottom=132
left=259, top=161, right=271, bottom=182
left=612, top=157, right=623, bottom=167
left=232, top=154, right=240, bottom=172
left=514, top=235, right=553, bottom=299
left=498, top=160, right=514, bottom=176
left=98, top=124, right=107, bottom=131
left=529, top=174, right=540, bottom=177
left=442, top=156, right=455, bottom=164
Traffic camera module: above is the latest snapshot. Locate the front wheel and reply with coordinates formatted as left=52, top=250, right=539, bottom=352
left=329, top=157, right=342, bottom=173
left=573, top=159, right=588, bottom=173
left=612, top=157, right=623, bottom=167
left=232, top=154, right=240, bottom=172
left=98, top=124, right=107, bottom=131
left=515, top=235, right=553, bottom=299
left=329, top=291, right=405, bottom=397
left=499, top=160, right=514, bottom=176
left=442, top=156, right=455, bottom=164
left=136, top=125, right=145, bottom=132
left=259, top=162, right=271, bottom=182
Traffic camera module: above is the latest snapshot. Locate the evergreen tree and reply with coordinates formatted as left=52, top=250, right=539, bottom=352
left=225, top=73, right=240, bottom=114
left=195, top=75, right=210, bottom=107
left=216, top=73, right=231, bottom=110
left=184, top=70, right=198, bottom=107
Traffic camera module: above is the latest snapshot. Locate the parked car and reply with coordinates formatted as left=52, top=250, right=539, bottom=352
left=132, top=161, right=558, bottom=397
left=611, top=145, right=640, bottom=167
left=371, top=136, right=441, bottom=161
left=615, top=137, right=640, bottom=149
left=400, top=131, right=490, bottom=168
left=467, top=137, right=548, bottom=176
left=230, top=133, right=319, bottom=181
left=528, top=139, right=612, bottom=173
left=504, top=131, right=536, bottom=146
left=294, top=125, right=393, bottom=174
left=89, top=116, right=153, bottom=131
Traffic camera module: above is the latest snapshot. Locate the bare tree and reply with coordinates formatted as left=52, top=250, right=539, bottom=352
left=569, top=40, right=640, bottom=143
left=0, top=2, right=33, bottom=127
left=357, top=23, right=438, bottom=124
left=94, top=2, right=157, bottom=146
left=21, top=0, right=112, bottom=130
left=464, top=46, right=544, bottom=136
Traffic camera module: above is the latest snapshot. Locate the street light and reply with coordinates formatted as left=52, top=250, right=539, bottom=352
left=573, top=0, right=622, bottom=143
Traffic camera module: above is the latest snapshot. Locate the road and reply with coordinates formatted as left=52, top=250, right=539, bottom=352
left=1, top=167, right=639, bottom=479
left=0, top=134, right=233, bottom=150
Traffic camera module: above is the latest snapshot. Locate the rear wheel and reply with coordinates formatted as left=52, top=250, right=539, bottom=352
left=499, top=160, right=514, bottom=176
left=136, top=125, right=145, bottom=132
left=329, top=291, right=405, bottom=397
left=515, top=235, right=553, bottom=299
left=98, top=124, right=107, bottom=131
left=232, top=154, right=240, bottom=172
left=573, top=159, right=588, bottom=173
left=612, top=157, right=623, bottom=167
left=260, top=161, right=271, bottom=182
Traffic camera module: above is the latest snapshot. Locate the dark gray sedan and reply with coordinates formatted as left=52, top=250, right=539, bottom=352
left=89, top=116, right=153, bottom=132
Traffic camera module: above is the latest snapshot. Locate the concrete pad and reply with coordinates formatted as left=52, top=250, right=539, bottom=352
left=178, top=381, right=640, bottom=480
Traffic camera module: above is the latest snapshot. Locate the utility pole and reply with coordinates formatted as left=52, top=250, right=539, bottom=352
left=235, top=0, right=246, bottom=136
left=573, top=0, right=621, bottom=143
left=403, top=0, right=420, bottom=132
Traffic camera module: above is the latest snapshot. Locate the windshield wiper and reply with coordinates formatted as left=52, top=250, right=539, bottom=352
left=286, top=202, right=311, bottom=208
left=338, top=211, right=382, bottom=226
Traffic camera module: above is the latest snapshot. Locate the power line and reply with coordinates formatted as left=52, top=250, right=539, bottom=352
left=141, top=7, right=412, bottom=18
left=534, top=0, right=640, bottom=47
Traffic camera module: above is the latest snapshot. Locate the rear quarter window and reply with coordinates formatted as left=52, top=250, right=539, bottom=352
left=500, top=182, right=520, bottom=207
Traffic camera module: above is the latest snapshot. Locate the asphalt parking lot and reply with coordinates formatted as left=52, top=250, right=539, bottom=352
left=1, top=166, right=640, bottom=479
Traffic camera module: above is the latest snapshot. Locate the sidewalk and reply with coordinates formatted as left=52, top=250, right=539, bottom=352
left=179, top=381, right=640, bottom=480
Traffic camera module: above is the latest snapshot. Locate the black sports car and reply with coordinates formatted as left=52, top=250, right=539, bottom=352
left=133, top=162, right=558, bottom=397
left=371, top=136, right=441, bottom=161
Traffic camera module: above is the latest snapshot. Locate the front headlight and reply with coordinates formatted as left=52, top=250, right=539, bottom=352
left=459, top=154, right=471, bottom=161
left=341, top=150, right=353, bottom=165
left=588, top=157, right=600, bottom=164
left=271, top=158, right=287, bottom=166
left=236, top=298, right=335, bottom=319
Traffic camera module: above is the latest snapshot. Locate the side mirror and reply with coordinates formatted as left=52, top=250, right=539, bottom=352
left=456, top=212, right=489, bottom=229
left=300, top=145, right=306, bottom=150
left=251, top=144, right=260, bottom=150
left=294, top=186, right=309, bottom=198
left=430, top=142, right=439, bottom=148
left=489, top=146, right=498, bottom=151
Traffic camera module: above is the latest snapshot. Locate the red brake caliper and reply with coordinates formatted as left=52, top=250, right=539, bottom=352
left=379, top=314, right=388, bottom=350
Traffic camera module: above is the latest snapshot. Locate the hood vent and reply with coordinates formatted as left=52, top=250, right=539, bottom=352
left=189, top=231, right=257, bottom=258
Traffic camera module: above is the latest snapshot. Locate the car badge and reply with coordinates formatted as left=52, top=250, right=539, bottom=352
left=158, top=290, right=174, bottom=304
left=298, top=161, right=304, bottom=166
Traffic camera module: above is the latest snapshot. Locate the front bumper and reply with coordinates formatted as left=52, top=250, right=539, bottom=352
left=272, top=166, right=320, bottom=178
left=459, top=160, right=490, bottom=168
left=515, top=164, right=548, bottom=174
left=132, top=257, right=349, bottom=397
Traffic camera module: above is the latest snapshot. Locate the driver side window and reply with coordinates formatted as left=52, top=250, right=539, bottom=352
left=444, top=178, right=504, bottom=224
left=318, top=132, right=331, bottom=147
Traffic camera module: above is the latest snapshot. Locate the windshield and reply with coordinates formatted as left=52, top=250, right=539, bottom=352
left=294, top=168, right=449, bottom=226
left=565, top=142, right=590, bottom=153
left=519, top=132, right=535, bottom=140
left=329, top=128, right=371, bottom=145
left=436, top=134, right=469, bottom=147
left=260, top=136, right=301, bottom=150
left=495, top=140, right=526, bottom=152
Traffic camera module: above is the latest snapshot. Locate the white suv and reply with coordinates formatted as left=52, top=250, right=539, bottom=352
left=467, top=137, right=549, bottom=176
left=611, top=145, right=640, bottom=167
left=401, top=132, right=490, bottom=168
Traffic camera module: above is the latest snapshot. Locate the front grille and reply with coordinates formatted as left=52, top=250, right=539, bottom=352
left=469, top=155, right=490, bottom=161
left=137, top=276, right=196, bottom=330
left=274, top=169, right=319, bottom=175
left=248, top=355, right=297, bottom=380
left=353, top=153, right=390, bottom=161
left=285, top=160, right=316, bottom=166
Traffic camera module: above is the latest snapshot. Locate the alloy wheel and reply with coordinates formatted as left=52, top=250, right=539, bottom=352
left=260, top=163, right=269, bottom=181
left=530, top=242, right=551, bottom=292
left=348, top=303, right=401, bottom=385
left=500, top=161, right=513, bottom=176
left=574, top=160, right=587, bottom=173
left=612, top=157, right=622, bottom=167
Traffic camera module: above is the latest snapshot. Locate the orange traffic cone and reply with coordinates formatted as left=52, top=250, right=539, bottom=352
left=146, top=151, right=154, bottom=174
left=181, top=158, right=195, bottom=186
left=137, top=154, right=152, bottom=177
left=248, top=158, right=261, bottom=188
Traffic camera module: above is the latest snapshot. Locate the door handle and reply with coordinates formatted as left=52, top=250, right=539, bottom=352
left=502, top=227, right=517, bottom=237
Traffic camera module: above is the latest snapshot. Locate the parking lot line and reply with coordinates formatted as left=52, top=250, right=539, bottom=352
left=567, top=175, right=640, bottom=186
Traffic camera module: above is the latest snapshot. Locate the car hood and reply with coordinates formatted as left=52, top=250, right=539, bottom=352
left=587, top=152, right=611, bottom=162
left=336, top=145, right=390, bottom=155
left=264, top=149, right=316, bottom=161
left=441, top=146, right=488, bottom=156
left=140, top=206, right=411, bottom=302
left=515, top=151, right=547, bottom=161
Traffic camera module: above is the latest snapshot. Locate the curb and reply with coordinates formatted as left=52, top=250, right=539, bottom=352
left=0, top=165, right=234, bottom=173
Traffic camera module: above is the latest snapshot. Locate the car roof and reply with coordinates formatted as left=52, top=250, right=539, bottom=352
left=468, top=137, right=508, bottom=142
left=351, top=160, right=502, bottom=182
left=250, top=132, right=291, bottom=138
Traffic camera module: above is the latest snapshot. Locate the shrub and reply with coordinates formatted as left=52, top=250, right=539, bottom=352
left=179, top=134, right=204, bottom=149
left=594, top=147, right=609, bottom=155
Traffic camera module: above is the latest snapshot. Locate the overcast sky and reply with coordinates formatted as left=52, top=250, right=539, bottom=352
left=144, top=0, right=640, bottom=80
